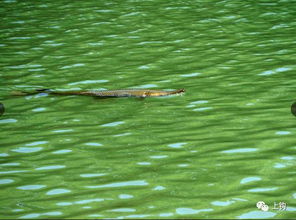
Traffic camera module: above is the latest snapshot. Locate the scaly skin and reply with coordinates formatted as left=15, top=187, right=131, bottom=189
left=12, top=89, right=185, bottom=98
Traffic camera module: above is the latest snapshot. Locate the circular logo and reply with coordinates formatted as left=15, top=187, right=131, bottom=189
left=291, top=102, right=296, bottom=117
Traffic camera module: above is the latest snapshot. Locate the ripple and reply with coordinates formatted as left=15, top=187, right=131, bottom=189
left=46, top=189, right=71, bottom=195
left=118, top=194, right=133, bottom=199
left=11, top=146, right=43, bottom=153
left=159, top=213, right=174, bottom=217
left=32, top=107, right=46, bottom=112
left=113, top=132, right=131, bottom=137
left=287, top=206, right=296, bottom=211
left=0, top=153, right=9, bottom=157
left=43, top=211, right=62, bottom=216
left=221, top=148, right=257, bottom=153
left=108, top=208, right=136, bottom=212
left=258, top=67, right=291, bottom=76
left=20, top=211, right=62, bottom=219
left=125, top=214, right=150, bottom=218
left=1, top=162, right=20, bottom=166
left=85, top=142, right=103, bottom=146
left=26, top=141, right=48, bottom=146
left=101, top=121, right=124, bottom=127
left=138, top=65, right=150, bottom=69
left=0, top=118, right=17, bottom=124
left=0, top=179, right=14, bottom=184
left=52, top=129, right=73, bottom=133
left=12, top=209, right=23, bottom=212
left=20, top=213, right=40, bottom=219
left=150, top=155, right=168, bottom=159
left=281, top=156, right=294, bottom=160
left=180, top=72, right=200, bottom=77
left=52, top=149, right=72, bottom=154
left=74, top=198, right=104, bottom=204
left=35, top=165, right=65, bottom=170
left=56, top=202, right=73, bottom=206
left=275, top=131, right=291, bottom=135
left=176, top=208, right=213, bottom=215
left=193, top=107, right=213, bottom=111
left=237, top=210, right=276, bottom=219
left=17, top=185, right=46, bottom=190
left=240, top=177, right=261, bottom=184
left=133, top=84, right=158, bottom=88
left=86, top=180, right=148, bottom=189
left=88, top=214, right=103, bottom=218
left=68, top=80, right=108, bottom=85
left=168, top=143, right=187, bottom=149
left=0, top=170, right=28, bottom=174
left=137, top=162, right=151, bottom=165
left=232, top=198, right=248, bottom=201
left=60, top=63, right=85, bottom=69
left=211, top=200, right=235, bottom=206
left=28, top=68, right=46, bottom=72
left=80, top=173, right=106, bottom=178
left=190, top=100, right=209, bottom=105
left=178, top=164, right=189, bottom=167
left=248, top=187, right=278, bottom=192
left=153, top=186, right=165, bottom=191
left=273, top=163, right=286, bottom=168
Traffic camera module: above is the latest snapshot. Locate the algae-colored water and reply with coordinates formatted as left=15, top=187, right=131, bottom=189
left=0, top=0, right=295, bottom=219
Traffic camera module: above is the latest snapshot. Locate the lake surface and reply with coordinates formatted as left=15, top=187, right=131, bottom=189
left=0, top=0, right=295, bottom=219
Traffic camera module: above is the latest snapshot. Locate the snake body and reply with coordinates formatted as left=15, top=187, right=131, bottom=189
left=13, top=88, right=185, bottom=98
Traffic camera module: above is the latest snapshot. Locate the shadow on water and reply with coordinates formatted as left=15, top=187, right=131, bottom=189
left=0, top=103, right=5, bottom=116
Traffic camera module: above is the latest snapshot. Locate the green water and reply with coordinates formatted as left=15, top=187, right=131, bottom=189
left=1, top=0, right=296, bottom=219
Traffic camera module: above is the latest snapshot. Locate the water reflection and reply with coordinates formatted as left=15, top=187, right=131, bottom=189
left=84, top=142, right=103, bottom=146
left=275, top=131, right=291, bottom=135
left=80, top=173, right=106, bottom=178
left=52, top=149, right=72, bottom=154
left=180, top=73, right=200, bottom=77
left=221, top=148, right=257, bottom=153
left=0, top=179, right=14, bottom=184
left=32, top=107, right=46, bottom=112
left=176, top=208, right=213, bottom=215
left=248, top=187, right=278, bottom=192
left=1, top=0, right=295, bottom=219
left=108, top=208, right=136, bottom=213
left=149, top=155, right=168, bottom=159
left=86, top=180, right=148, bottom=189
left=20, top=211, right=63, bottom=219
left=46, top=189, right=71, bottom=195
left=0, top=119, right=17, bottom=124
left=240, top=177, right=261, bottom=184
left=68, top=80, right=108, bottom=85
left=237, top=210, right=276, bottom=219
left=101, top=121, right=125, bottom=127
left=168, top=143, right=187, bottom=149
left=211, top=200, right=235, bottom=206
left=258, top=67, right=291, bottom=76
left=17, top=185, right=46, bottom=190
left=137, top=162, right=151, bottom=165
left=118, top=194, right=133, bottom=199
left=153, top=186, right=165, bottom=191
left=35, top=165, right=65, bottom=170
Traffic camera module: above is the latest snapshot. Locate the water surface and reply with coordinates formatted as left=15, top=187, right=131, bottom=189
left=1, top=0, right=295, bottom=219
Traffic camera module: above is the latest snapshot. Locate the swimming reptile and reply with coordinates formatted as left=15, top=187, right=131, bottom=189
left=12, top=88, right=185, bottom=98
left=0, top=89, right=185, bottom=116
